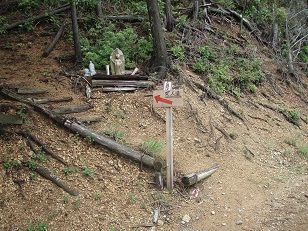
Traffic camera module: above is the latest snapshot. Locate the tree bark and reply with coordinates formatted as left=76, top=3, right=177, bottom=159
left=192, top=0, right=200, bottom=20
left=96, top=0, right=103, bottom=19
left=165, top=0, right=175, bottom=31
left=43, top=22, right=66, bottom=57
left=71, top=2, right=82, bottom=63
left=146, top=0, right=168, bottom=79
left=34, top=166, right=79, bottom=196
left=182, top=164, right=219, bottom=187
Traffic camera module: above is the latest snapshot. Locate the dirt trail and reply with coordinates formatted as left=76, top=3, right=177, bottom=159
left=0, top=29, right=307, bottom=231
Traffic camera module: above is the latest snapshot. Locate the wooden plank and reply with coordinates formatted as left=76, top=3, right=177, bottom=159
left=92, top=74, right=148, bottom=81
left=31, top=96, right=73, bottom=104
left=52, top=104, right=93, bottom=114
left=0, top=114, right=23, bottom=125
left=92, top=80, right=154, bottom=88
left=18, top=88, right=47, bottom=94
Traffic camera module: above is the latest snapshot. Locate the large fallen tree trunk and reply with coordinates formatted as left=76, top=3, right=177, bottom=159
left=182, top=164, right=219, bottom=187
left=0, top=88, right=162, bottom=170
left=5, top=4, right=70, bottom=31
left=42, top=22, right=66, bottom=57
left=64, top=120, right=162, bottom=170
left=30, top=96, right=73, bottom=104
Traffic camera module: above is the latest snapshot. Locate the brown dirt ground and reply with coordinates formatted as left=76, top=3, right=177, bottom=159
left=0, top=24, right=307, bottom=231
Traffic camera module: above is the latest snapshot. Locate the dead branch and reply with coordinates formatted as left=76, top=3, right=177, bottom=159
left=19, top=130, right=67, bottom=165
left=17, top=88, right=47, bottom=94
left=34, top=165, right=79, bottom=196
left=5, top=4, right=70, bottom=31
left=42, top=22, right=66, bottom=57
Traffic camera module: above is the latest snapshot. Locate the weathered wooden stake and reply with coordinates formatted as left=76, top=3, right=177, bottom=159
left=166, top=107, right=173, bottom=190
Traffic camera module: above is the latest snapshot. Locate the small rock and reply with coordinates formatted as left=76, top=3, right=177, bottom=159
left=194, top=138, right=201, bottom=143
left=236, top=220, right=243, bottom=225
left=182, top=214, right=191, bottom=224
left=157, top=220, right=164, bottom=226
left=222, top=192, right=226, bottom=195
left=222, top=223, right=226, bottom=226
left=211, top=211, right=215, bottom=215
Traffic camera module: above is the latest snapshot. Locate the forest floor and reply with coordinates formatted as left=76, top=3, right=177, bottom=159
left=0, top=21, right=308, bottom=231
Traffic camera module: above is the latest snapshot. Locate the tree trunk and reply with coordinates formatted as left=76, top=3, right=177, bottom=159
left=43, top=22, right=66, bottom=57
left=71, top=2, right=82, bottom=64
left=146, top=0, right=168, bottom=79
left=272, top=23, right=278, bottom=49
left=96, top=0, right=103, bottom=18
left=192, top=0, right=200, bottom=20
left=52, top=104, right=93, bottom=114
left=165, top=0, right=175, bottom=31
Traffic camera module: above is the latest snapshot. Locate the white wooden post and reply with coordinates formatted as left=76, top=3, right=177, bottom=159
left=166, top=107, right=173, bottom=190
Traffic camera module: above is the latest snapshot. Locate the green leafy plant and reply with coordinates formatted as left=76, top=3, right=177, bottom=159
left=85, top=135, right=94, bottom=144
left=102, top=128, right=124, bottom=142
left=298, top=45, right=308, bottom=63
left=192, top=59, right=207, bottom=73
left=209, top=64, right=231, bottom=94
left=0, top=16, right=8, bottom=34
left=26, top=160, right=38, bottom=170
left=127, top=192, right=137, bottom=204
left=286, top=110, right=300, bottom=125
left=170, top=45, right=185, bottom=61
left=91, top=191, right=101, bottom=201
left=82, top=26, right=152, bottom=69
left=63, top=166, right=77, bottom=176
left=141, top=140, right=164, bottom=157
left=36, top=147, right=46, bottom=162
left=176, top=15, right=188, bottom=28
left=3, top=160, right=20, bottom=171
left=16, top=107, right=28, bottom=122
left=27, top=221, right=48, bottom=231
left=82, top=166, right=92, bottom=177
left=298, top=146, right=308, bottom=157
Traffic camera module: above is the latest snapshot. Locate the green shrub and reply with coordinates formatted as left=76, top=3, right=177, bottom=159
left=299, top=146, right=308, bottom=157
left=101, top=128, right=124, bottom=142
left=209, top=64, right=231, bottom=94
left=192, top=59, right=207, bottom=73
left=298, top=45, right=308, bottom=63
left=63, top=166, right=77, bottom=176
left=27, top=221, right=48, bottom=231
left=141, top=140, right=164, bottom=157
left=3, top=160, right=20, bottom=171
left=82, top=166, right=92, bottom=177
left=26, top=160, right=38, bottom=170
left=170, top=45, right=185, bottom=61
left=287, top=110, right=300, bottom=125
left=81, top=27, right=152, bottom=69
left=199, top=46, right=213, bottom=61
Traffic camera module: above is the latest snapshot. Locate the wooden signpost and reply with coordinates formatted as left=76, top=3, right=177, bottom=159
left=153, top=82, right=183, bottom=190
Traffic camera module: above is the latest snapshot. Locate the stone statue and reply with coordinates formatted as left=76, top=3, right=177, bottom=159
left=110, top=48, right=125, bottom=75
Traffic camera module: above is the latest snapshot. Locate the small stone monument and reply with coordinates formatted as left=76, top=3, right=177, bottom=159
left=110, top=48, right=125, bottom=75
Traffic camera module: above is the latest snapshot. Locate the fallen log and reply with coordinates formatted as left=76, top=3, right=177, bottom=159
left=19, top=130, right=67, bottom=165
left=52, top=104, right=93, bottom=114
left=104, top=15, right=144, bottom=22
left=92, top=80, right=154, bottom=88
left=34, top=165, right=79, bottom=196
left=1, top=88, right=162, bottom=170
left=5, top=4, right=70, bottom=31
left=75, top=116, right=102, bottom=124
left=18, top=88, right=47, bottom=94
left=30, top=96, right=73, bottom=104
left=182, top=164, right=219, bottom=187
left=92, top=74, right=148, bottom=81
left=42, top=22, right=66, bottom=57
left=64, top=120, right=162, bottom=170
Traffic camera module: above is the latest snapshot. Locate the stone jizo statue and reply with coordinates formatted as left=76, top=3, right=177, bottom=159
left=110, top=48, right=125, bottom=75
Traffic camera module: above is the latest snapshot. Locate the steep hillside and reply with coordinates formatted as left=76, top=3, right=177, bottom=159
left=0, top=2, right=307, bottom=231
